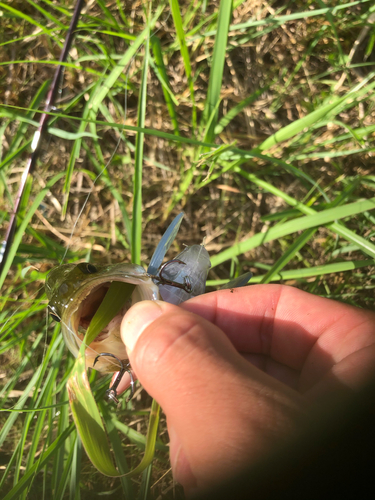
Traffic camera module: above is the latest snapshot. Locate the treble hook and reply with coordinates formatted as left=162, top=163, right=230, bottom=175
left=93, top=352, right=135, bottom=406
left=151, top=259, right=192, bottom=293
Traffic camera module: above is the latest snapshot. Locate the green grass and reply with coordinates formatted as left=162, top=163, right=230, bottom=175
left=1, top=0, right=375, bottom=498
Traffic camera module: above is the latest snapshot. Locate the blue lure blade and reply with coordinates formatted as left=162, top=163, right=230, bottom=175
left=219, top=272, right=253, bottom=290
left=147, top=212, right=185, bottom=275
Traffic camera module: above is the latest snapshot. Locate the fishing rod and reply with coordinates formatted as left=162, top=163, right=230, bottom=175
left=0, top=0, right=85, bottom=279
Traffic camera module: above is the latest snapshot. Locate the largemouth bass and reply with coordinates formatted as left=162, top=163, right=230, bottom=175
left=45, top=212, right=250, bottom=380
left=45, top=213, right=214, bottom=376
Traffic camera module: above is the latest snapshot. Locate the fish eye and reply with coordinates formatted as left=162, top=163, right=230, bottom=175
left=50, top=312, right=61, bottom=322
left=77, top=263, right=98, bottom=274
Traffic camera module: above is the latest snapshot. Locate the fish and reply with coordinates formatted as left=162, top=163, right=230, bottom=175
left=45, top=213, right=212, bottom=374
left=45, top=212, right=252, bottom=378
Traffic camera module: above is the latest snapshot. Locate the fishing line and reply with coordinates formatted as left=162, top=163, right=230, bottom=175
left=60, top=5, right=171, bottom=263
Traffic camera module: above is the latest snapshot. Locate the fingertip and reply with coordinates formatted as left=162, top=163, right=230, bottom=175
left=121, top=300, right=167, bottom=355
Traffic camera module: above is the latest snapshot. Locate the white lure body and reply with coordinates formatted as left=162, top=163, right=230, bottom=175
left=156, top=244, right=211, bottom=305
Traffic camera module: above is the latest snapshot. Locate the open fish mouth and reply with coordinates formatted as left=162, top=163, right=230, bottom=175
left=75, top=283, right=127, bottom=343
left=67, top=280, right=134, bottom=372
left=45, top=262, right=160, bottom=372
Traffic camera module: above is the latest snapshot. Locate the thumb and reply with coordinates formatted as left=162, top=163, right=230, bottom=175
left=121, top=300, right=301, bottom=493
left=121, top=299, right=247, bottom=403
left=121, top=299, right=246, bottom=490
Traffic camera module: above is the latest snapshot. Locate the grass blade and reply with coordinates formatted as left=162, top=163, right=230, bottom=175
left=169, top=0, right=197, bottom=131
left=258, top=95, right=348, bottom=152
left=214, top=86, right=269, bottom=135
left=67, top=343, right=161, bottom=477
left=207, top=260, right=375, bottom=286
left=2, top=424, right=75, bottom=500
left=235, top=167, right=375, bottom=259
left=67, top=347, right=119, bottom=476
left=86, top=281, right=135, bottom=345
left=0, top=2, right=59, bottom=40
left=69, top=435, right=82, bottom=500
left=202, top=0, right=232, bottom=143
left=211, top=198, right=375, bottom=267
left=260, top=228, right=318, bottom=284
left=0, top=173, right=64, bottom=289
left=150, top=35, right=180, bottom=135
left=132, top=34, right=150, bottom=265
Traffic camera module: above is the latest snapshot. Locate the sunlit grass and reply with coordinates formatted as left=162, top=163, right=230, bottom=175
left=1, top=0, right=375, bottom=498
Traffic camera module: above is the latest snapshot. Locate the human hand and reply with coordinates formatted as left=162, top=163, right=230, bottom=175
left=118, top=285, right=375, bottom=494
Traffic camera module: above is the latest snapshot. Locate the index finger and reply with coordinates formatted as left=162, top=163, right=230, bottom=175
left=180, top=285, right=375, bottom=375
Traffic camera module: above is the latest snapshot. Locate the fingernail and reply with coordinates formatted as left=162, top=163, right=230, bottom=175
left=121, top=300, right=165, bottom=354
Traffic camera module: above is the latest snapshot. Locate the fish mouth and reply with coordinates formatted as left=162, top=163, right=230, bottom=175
left=75, top=283, right=127, bottom=343
left=52, top=264, right=160, bottom=371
